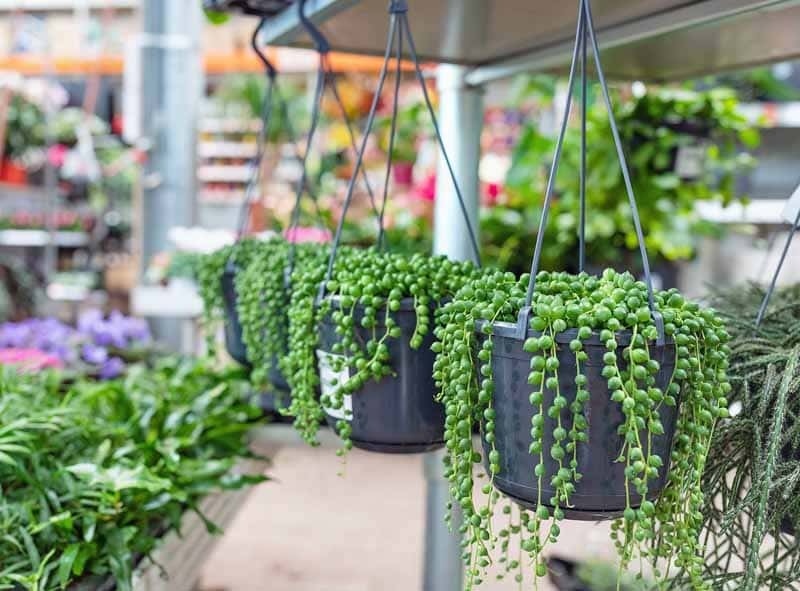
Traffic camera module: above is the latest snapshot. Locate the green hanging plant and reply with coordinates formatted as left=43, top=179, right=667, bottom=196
left=282, top=247, right=482, bottom=453
left=234, top=239, right=329, bottom=388
left=433, top=268, right=730, bottom=589
left=196, top=238, right=260, bottom=355
left=696, top=283, right=800, bottom=590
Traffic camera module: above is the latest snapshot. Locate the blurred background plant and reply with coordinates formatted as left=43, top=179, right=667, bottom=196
left=485, top=81, right=760, bottom=276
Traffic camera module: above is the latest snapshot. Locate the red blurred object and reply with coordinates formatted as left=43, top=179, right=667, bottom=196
left=412, top=173, right=436, bottom=202
left=392, top=162, right=414, bottom=186
left=485, top=182, right=502, bottom=206
left=0, top=159, right=27, bottom=185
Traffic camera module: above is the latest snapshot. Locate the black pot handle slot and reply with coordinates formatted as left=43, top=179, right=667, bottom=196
left=318, top=0, right=482, bottom=302
left=515, top=0, right=664, bottom=345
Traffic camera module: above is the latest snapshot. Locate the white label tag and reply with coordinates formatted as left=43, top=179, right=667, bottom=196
left=317, top=350, right=353, bottom=421
left=782, top=183, right=800, bottom=227
left=674, top=144, right=706, bottom=179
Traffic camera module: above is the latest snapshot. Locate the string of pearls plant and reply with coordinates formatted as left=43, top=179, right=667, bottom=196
left=283, top=247, right=482, bottom=453
left=197, top=238, right=259, bottom=355
left=433, top=268, right=730, bottom=589
left=234, top=239, right=330, bottom=388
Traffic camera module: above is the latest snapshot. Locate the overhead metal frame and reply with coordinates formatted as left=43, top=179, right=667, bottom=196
left=254, top=0, right=800, bottom=84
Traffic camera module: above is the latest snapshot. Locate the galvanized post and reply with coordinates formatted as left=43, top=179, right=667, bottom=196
left=424, top=63, right=484, bottom=591
left=433, top=64, right=483, bottom=264
left=140, top=0, right=202, bottom=269
left=140, top=0, right=203, bottom=349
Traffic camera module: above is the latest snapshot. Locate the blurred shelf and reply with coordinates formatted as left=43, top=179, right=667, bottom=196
left=0, top=229, right=90, bottom=247
left=0, top=0, right=136, bottom=9
left=739, top=102, right=800, bottom=129
left=46, top=283, right=91, bottom=303
left=695, top=199, right=788, bottom=225
left=200, top=119, right=262, bottom=134
left=199, top=141, right=259, bottom=159
left=199, top=189, right=247, bottom=205
left=198, top=165, right=252, bottom=183
left=131, top=283, right=204, bottom=318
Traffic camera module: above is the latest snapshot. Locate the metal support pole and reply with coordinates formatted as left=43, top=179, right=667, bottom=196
left=424, top=64, right=484, bottom=591
left=140, top=0, right=203, bottom=349
left=141, top=0, right=202, bottom=265
left=433, top=65, right=483, bottom=264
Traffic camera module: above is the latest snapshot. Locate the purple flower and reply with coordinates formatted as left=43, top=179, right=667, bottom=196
left=82, top=343, right=109, bottom=365
left=99, top=356, right=125, bottom=380
left=77, top=309, right=103, bottom=334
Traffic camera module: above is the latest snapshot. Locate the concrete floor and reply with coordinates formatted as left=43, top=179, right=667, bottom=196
left=200, top=426, right=617, bottom=591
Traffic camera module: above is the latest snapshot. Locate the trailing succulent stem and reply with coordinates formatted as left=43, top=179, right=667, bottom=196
left=197, top=238, right=259, bottom=355
left=284, top=247, right=480, bottom=453
left=434, top=269, right=729, bottom=590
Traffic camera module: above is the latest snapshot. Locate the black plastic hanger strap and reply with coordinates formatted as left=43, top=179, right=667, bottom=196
left=519, top=0, right=664, bottom=344
left=398, top=8, right=481, bottom=266
left=756, top=207, right=800, bottom=327
left=230, top=19, right=278, bottom=268
left=318, top=0, right=484, bottom=300
left=377, top=10, right=404, bottom=250
left=318, top=10, right=400, bottom=299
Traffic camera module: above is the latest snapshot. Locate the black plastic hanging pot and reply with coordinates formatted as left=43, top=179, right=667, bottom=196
left=478, top=321, right=677, bottom=520
left=317, top=298, right=445, bottom=454
left=221, top=264, right=250, bottom=368
left=221, top=263, right=291, bottom=391
left=307, top=0, right=481, bottom=454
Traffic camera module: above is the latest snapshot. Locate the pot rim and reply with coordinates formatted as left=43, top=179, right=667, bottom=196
left=474, top=319, right=674, bottom=347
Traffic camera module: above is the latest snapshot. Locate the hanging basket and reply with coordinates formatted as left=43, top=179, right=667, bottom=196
left=317, top=298, right=444, bottom=453
left=478, top=321, right=677, bottom=519
left=221, top=264, right=250, bottom=367
left=221, top=264, right=291, bottom=390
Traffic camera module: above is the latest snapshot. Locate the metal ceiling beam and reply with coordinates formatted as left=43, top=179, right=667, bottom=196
left=464, top=0, right=800, bottom=86
left=257, top=0, right=359, bottom=45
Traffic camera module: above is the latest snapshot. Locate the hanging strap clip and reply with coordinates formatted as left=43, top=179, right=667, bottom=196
left=389, top=0, right=408, bottom=14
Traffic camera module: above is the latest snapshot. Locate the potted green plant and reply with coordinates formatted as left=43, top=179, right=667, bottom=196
left=279, top=3, right=484, bottom=455
left=282, top=245, right=481, bottom=453
left=0, top=357, right=264, bottom=591
left=490, top=85, right=759, bottom=279
left=696, top=280, right=800, bottom=589
left=434, top=2, right=731, bottom=588
left=376, top=102, right=426, bottom=186
left=197, top=237, right=260, bottom=364
left=1, top=93, right=45, bottom=184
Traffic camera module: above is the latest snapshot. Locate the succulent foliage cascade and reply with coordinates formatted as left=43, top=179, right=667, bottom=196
left=196, top=238, right=260, bottom=354
left=433, top=268, right=730, bottom=589
left=282, top=247, right=482, bottom=452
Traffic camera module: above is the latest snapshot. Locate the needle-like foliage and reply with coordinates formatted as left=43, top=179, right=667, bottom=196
left=692, top=283, right=800, bottom=590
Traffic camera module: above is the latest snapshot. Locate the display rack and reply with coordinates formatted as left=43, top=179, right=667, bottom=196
left=197, top=118, right=262, bottom=206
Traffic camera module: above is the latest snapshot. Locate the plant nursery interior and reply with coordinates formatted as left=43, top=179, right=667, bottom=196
left=4, top=1, right=800, bottom=590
